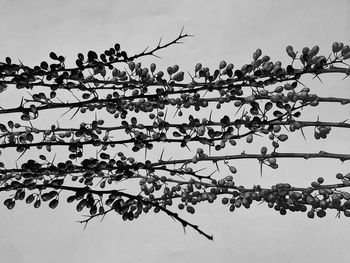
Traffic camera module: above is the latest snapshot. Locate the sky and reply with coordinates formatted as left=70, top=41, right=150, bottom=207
left=0, top=0, right=350, bottom=262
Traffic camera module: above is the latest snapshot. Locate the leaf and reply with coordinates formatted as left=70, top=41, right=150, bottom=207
left=87, top=51, right=98, bottom=61
left=8, top=120, right=14, bottom=129
left=49, top=199, right=59, bottom=209
left=49, top=52, right=58, bottom=60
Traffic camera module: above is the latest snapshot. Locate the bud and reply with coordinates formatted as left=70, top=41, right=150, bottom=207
left=253, top=48, right=262, bottom=61
left=246, top=134, right=253, bottom=143
left=150, top=63, right=156, bottom=73
left=195, top=63, right=202, bottom=72
left=172, top=64, right=179, bottom=73
left=332, top=42, right=341, bottom=53
left=302, top=47, right=310, bottom=55
left=128, top=61, right=135, bottom=72
left=309, top=45, right=319, bottom=57
left=342, top=52, right=350, bottom=60
left=219, top=60, right=227, bottom=69
left=224, top=175, right=234, bottom=181
left=229, top=166, right=237, bottom=174
left=172, top=71, right=184, bottom=82
left=261, top=146, right=267, bottom=155
left=167, top=66, right=173, bottom=75
left=286, top=45, right=296, bottom=59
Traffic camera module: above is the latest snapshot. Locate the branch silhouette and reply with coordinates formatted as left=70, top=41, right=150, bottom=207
left=1, top=31, right=350, bottom=239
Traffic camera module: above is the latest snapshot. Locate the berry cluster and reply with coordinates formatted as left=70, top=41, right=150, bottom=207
left=0, top=30, right=350, bottom=239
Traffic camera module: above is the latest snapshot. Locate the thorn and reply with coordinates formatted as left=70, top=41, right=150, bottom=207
left=16, top=149, right=27, bottom=161
left=296, top=79, right=308, bottom=89
left=151, top=53, right=161, bottom=59
left=182, top=223, right=187, bottom=235
left=179, top=25, right=185, bottom=36
left=213, top=161, right=220, bottom=172
left=52, top=153, right=57, bottom=163
left=60, top=107, right=73, bottom=118
left=300, top=127, right=307, bottom=140
left=234, top=103, right=244, bottom=116
left=173, top=107, right=179, bottom=118
left=68, top=89, right=81, bottom=102
left=159, top=148, right=165, bottom=162
left=164, top=108, right=168, bottom=121
left=335, top=211, right=341, bottom=218
left=69, top=107, right=80, bottom=120
left=157, top=36, right=163, bottom=48
left=193, top=167, right=207, bottom=174
left=208, top=169, right=216, bottom=178
left=314, top=74, right=323, bottom=83
left=142, top=45, right=149, bottom=54
left=99, top=210, right=109, bottom=222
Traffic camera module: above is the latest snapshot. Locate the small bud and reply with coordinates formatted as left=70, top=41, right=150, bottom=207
left=332, top=42, right=341, bottom=53
left=195, top=63, right=202, bottom=72
left=219, top=60, right=227, bottom=69
left=246, top=134, right=253, bottom=143
left=229, top=166, right=237, bottom=174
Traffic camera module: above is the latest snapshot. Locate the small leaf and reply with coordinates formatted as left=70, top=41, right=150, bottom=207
left=34, top=199, right=41, bottom=208
left=172, top=71, right=184, bottom=82
left=6, top=200, right=15, bottom=210
left=219, top=60, right=227, bottom=69
left=87, top=51, right=97, bottom=61
left=49, top=199, right=59, bottom=209
left=195, top=63, right=202, bottom=72
left=229, top=166, right=237, bottom=174
left=49, top=52, right=58, bottom=60
left=26, top=194, right=35, bottom=204
left=246, top=134, right=253, bottom=143
left=40, top=61, right=49, bottom=70
left=8, top=121, right=14, bottom=129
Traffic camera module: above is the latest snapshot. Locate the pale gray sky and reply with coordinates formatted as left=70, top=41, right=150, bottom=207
left=0, top=0, right=350, bottom=262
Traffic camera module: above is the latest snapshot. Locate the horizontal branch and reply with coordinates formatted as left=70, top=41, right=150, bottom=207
left=0, top=182, right=213, bottom=240
left=2, top=119, right=348, bottom=141
left=153, top=151, right=350, bottom=167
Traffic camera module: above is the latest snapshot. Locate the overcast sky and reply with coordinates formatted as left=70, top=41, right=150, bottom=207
left=0, top=1, right=350, bottom=262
